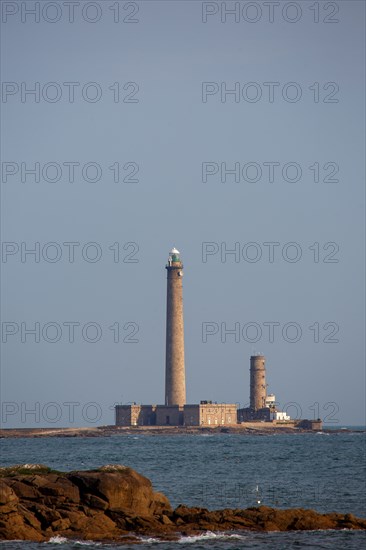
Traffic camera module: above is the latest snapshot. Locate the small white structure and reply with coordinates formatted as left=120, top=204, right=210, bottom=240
left=270, top=411, right=291, bottom=421
left=265, top=394, right=276, bottom=407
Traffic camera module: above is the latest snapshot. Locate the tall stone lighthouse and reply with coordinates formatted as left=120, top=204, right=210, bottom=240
left=250, top=355, right=267, bottom=410
left=165, top=248, right=186, bottom=407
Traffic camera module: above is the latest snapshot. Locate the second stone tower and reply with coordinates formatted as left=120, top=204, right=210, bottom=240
left=250, top=354, right=267, bottom=410
left=165, top=248, right=186, bottom=407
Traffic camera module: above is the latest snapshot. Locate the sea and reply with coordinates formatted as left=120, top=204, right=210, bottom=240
left=1, top=428, right=365, bottom=549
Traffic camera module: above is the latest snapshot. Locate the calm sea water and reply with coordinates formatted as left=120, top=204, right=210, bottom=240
left=1, top=430, right=365, bottom=549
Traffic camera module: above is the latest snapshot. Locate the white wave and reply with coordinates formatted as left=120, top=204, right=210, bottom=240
left=139, top=532, right=245, bottom=545
left=178, top=531, right=245, bottom=543
left=47, top=536, right=100, bottom=546
left=47, top=536, right=68, bottom=544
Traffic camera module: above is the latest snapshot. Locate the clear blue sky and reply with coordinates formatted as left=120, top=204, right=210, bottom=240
left=1, top=0, right=365, bottom=427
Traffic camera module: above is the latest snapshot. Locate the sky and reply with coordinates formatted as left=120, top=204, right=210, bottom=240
left=0, top=0, right=365, bottom=427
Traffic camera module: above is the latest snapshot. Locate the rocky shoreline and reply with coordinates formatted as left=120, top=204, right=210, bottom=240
left=1, top=425, right=362, bottom=438
left=0, top=464, right=365, bottom=542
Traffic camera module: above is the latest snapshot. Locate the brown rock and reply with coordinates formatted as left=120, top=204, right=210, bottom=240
left=0, top=512, right=44, bottom=541
left=1, top=465, right=365, bottom=542
left=68, top=467, right=171, bottom=516
left=161, top=514, right=173, bottom=525
left=81, top=512, right=118, bottom=540
left=174, top=504, right=208, bottom=522
left=50, top=518, right=71, bottom=531
left=83, top=493, right=109, bottom=510
left=59, top=510, right=89, bottom=531
left=29, top=503, right=62, bottom=525
left=21, top=508, right=42, bottom=531
left=0, top=481, right=18, bottom=506
left=7, top=480, right=40, bottom=501
left=26, top=474, right=59, bottom=488
left=0, top=481, right=19, bottom=514
left=38, top=477, right=80, bottom=503
left=152, top=491, right=172, bottom=515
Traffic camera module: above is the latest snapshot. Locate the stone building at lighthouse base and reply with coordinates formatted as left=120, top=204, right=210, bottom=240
left=115, top=402, right=238, bottom=427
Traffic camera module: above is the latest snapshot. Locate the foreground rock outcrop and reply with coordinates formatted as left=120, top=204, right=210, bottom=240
left=0, top=464, right=365, bottom=542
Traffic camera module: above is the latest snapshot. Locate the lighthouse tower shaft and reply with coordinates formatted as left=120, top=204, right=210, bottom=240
left=250, top=355, right=267, bottom=410
left=165, top=249, right=186, bottom=407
